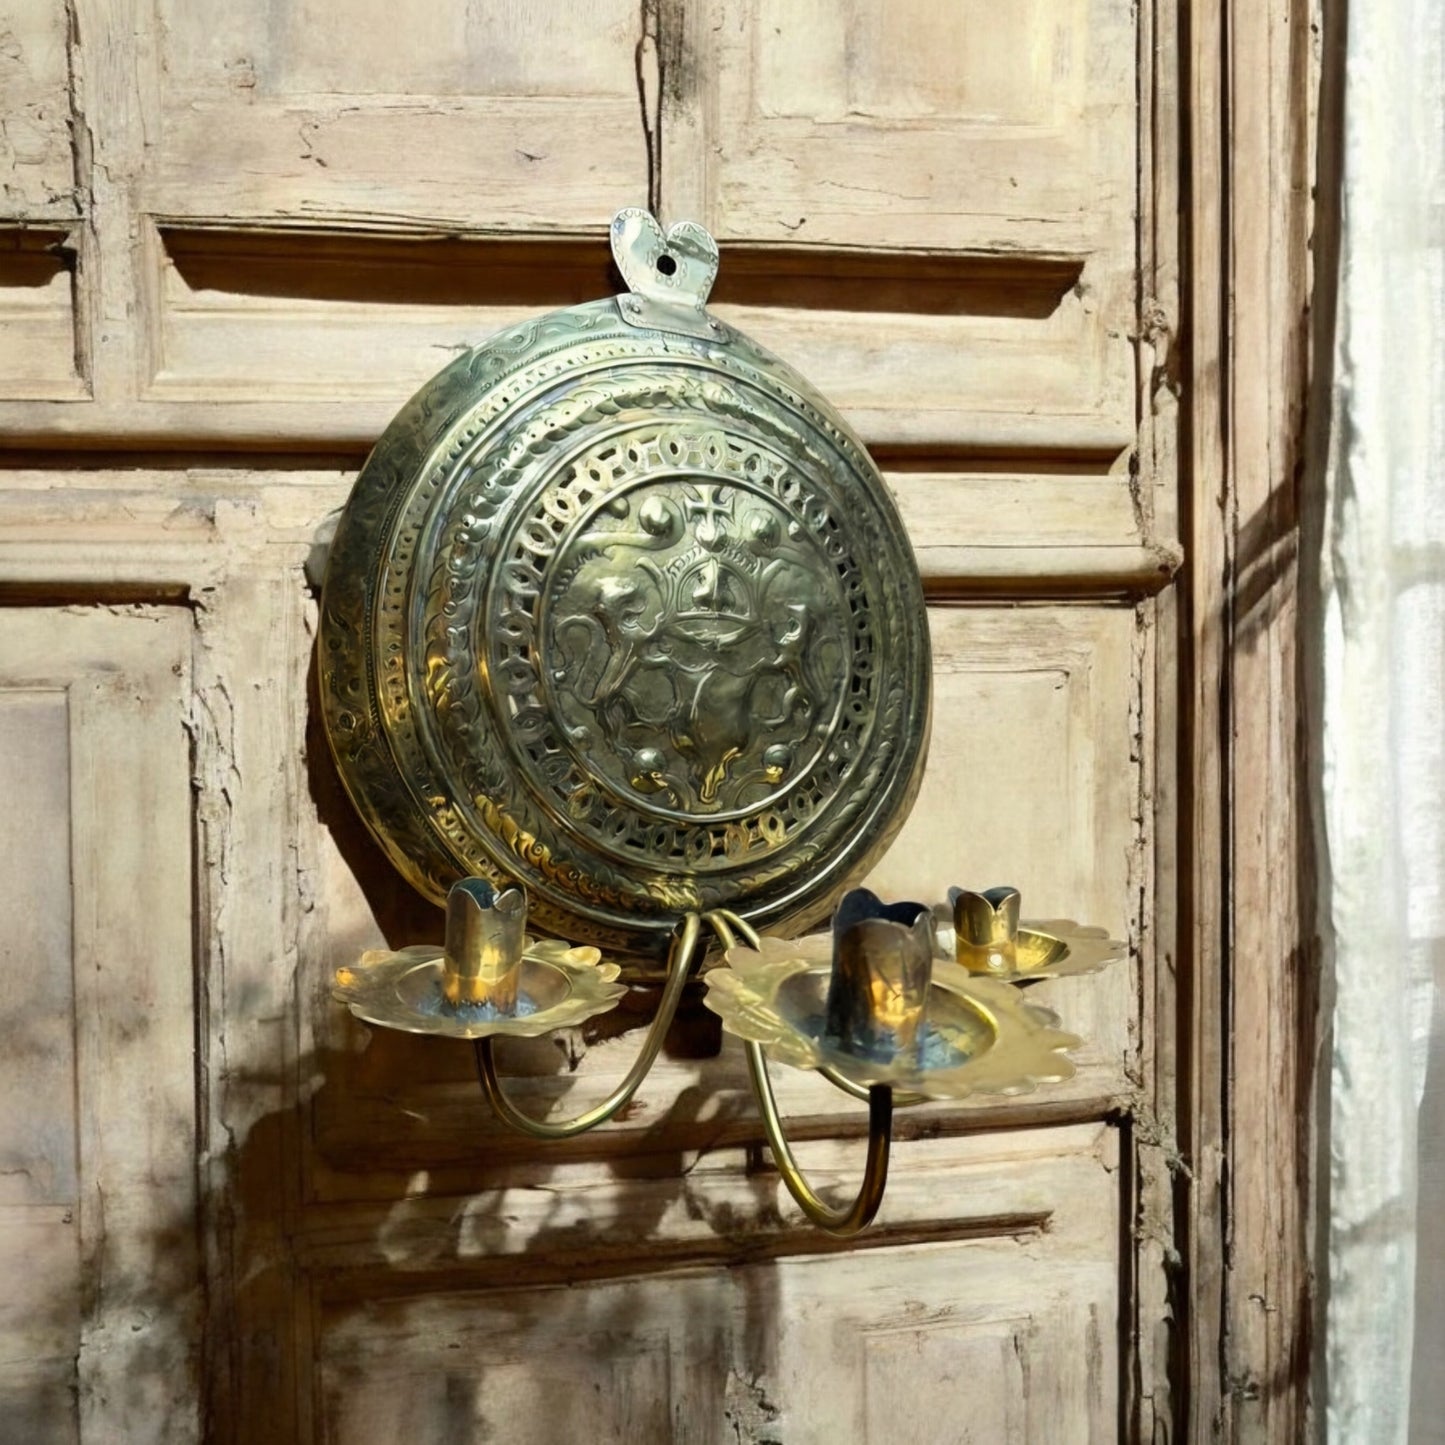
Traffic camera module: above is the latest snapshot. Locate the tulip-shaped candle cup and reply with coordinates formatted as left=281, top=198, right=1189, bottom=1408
left=950, top=886, right=1022, bottom=977
left=442, top=879, right=527, bottom=1013
left=824, top=889, right=936, bottom=1063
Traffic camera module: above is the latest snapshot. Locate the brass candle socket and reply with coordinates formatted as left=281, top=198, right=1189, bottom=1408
left=703, top=890, right=1080, bottom=1103
left=950, top=886, right=1022, bottom=976
left=442, top=879, right=526, bottom=1010
left=337, top=880, right=1120, bottom=1237
left=332, top=880, right=626, bottom=1040
left=701, top=891, right=1085, bottom=1237
left=938, top=885, right=1128, bottom=983
left=824, top=890, right=935, bottom=1063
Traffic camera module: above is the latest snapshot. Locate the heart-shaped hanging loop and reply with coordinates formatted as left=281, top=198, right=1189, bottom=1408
left=611, top=208, right=720, bottom=312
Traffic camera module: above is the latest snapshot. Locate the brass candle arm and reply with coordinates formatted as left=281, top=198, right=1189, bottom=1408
left=473, top=912, right=702, bottom=1141
left=745, top=1042, right=892, bottom=1238
left=705, top=909, right=895, bottom=1237
left=815, top=1063, right=928, bottom=1110
left=336, top=878, right=1118, bottom=1235
left=472, top=904, right=901, bottom=1234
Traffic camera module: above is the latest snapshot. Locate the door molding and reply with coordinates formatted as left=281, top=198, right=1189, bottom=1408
left=1182, top=0, right=1326, bottom=1436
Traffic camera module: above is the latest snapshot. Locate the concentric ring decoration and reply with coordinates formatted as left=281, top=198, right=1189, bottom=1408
left=319, top=211, right=931, bottom=955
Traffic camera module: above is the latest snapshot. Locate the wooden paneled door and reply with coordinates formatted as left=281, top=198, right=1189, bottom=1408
left=0, top=0, right=1318, bottom=1439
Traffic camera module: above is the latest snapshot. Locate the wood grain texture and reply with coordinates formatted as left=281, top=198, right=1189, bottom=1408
left=1128, top=0, right=1185, bottom=1433
left=149, top=0, right=647, bottom=232
left=660, top=0, right=1135, bottom=255
left=134, top=221, right=1134, bottom=456
left=0, top=609, right=198, bottom=1443
left=0, top=0, right=75, bottom=216
left=1183, top=0, right=1323, bottom=1436
left=311, top=1129, right=1119, bottom=1445
left=190, top=569, right=316, bottom=1443
left=0, top=227, right=85, bottom=398
left=0, top=0, right=1327, bottom=1435
left=0, top=467, right=1176, bottom=596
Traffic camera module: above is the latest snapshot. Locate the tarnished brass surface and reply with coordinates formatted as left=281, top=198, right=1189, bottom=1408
left=708, top=908, right=893, bottom=1236
left=703, top=929, right=1080, bottom=1101
left=333, top=936, right=624, bottom=1040
left=473, top=912, right=702, bottom=1139
left=319, top=209, right=931, bottom=955
left=823, top=890, right=935, bottom=1062
left=936, top=886, right=1127, bottom=981
left=442, top=878, right=526, bottom=1008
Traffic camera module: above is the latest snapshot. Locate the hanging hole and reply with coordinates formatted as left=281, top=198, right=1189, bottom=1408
left=656, top=253, right=678, bottom=277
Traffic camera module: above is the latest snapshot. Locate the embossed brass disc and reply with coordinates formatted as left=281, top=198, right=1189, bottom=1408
left=319, top=210, right=931, bottom=954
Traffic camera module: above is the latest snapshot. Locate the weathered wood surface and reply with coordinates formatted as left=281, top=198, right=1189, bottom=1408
left=312, top=1128, right=1120, bottom=1445
left=0, top=0, right=74, bottom=216
left=0, top=515, right=1155, bottom=1420
left=0, top=0, right=1156, bottom=471
left=1183, top=0, right=1323, bottom=1438
left=0, top=609, right=198, bottom=1442
left=661, top=0, right=1137, bottom=255
left=0, top=0, right=1337, bottom=1438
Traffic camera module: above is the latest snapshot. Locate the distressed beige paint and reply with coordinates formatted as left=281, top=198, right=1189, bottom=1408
left=0, top=609, right=197, bottom=1443
left=0, top=0, right=1322, bottom=1437
left=314, top=1128, right=1119, bottom=1444
left=0, top=0, right=74, bottom=214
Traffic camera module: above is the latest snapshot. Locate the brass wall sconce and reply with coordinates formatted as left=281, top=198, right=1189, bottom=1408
left=320, top=208, right=1124, bottom=1236
left=335, top=880, right=1121, bottom=1234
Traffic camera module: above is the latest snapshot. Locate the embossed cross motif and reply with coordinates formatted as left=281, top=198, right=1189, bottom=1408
left=682, top=484, right=736, bottom=551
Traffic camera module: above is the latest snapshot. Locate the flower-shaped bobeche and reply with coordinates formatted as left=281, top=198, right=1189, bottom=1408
left=703, top=887, right=1080, bottom=1100
left=333, top=878, right=625, bottom=1040
left=936, top=886, right=1126, bottom=982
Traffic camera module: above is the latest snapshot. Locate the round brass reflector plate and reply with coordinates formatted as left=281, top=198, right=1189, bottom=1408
left=319, top=213, right=931, bottom=955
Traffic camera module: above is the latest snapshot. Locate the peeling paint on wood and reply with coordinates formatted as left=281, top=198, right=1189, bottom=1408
left=0, top=0, right=1325, bottom=1437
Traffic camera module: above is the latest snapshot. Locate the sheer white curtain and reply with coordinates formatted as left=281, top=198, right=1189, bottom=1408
left=1322, top=0, right=1444, bottom=1438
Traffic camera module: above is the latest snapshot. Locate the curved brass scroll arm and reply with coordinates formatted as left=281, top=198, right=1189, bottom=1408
left=473, top=912, right=702, bottom=1140
left=816, top=1064, right=929, bottom=1110
left=704, top=909, right=893, bottom=1237
left=745, top=1041, right=892, bottom=1237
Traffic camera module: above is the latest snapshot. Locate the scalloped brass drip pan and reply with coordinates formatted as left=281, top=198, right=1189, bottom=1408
left=334, top=938, right=625, bottom=1041
left=704, top=932, right=1081, bottom=1100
